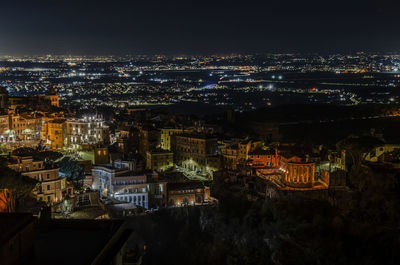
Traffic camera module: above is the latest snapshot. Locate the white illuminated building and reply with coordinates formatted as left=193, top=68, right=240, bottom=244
left=65, top=116, right=109, bottom=149
left=91, top=160, right=151, bottom=209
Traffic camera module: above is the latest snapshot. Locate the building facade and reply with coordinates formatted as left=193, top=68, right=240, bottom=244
left=65, top=117, right=109, bottom=149
left=41, top=118, right=65, bottom=150
left=6, top=155, right=72, bottom=203
left=146, top=149, right=173, bottom=172
left=167, top=182, right=211, bottom=207
left=91, top=160, right=165, bottom=209
left=172, top=134, right=218, bottom=177
left=159, top=128, right=184, bottom=150
left=10, top=114, right=41, bottom=141
left=0, top=114, right=10, bottom=142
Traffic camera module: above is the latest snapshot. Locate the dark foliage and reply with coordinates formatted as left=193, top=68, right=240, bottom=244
left=58, top=157, right=84, bottom=182
left=11, top=147, right=37, bottom=157
left=0, top=162, right=37, bottom=210
left=126, top=162, right=400, bottom=265
left=34, top=150, right=63, bottom=162
left=11, top=147, right=63, bottom=163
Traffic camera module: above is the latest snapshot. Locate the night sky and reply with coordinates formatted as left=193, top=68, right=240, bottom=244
left=1, top=0, right=399, bottom=55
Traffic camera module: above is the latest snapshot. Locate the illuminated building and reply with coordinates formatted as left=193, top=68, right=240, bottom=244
left=146, top=149, right=174, bottom=172
left=112, top=128, right=131, bottom=153
left=159, top=128, right=185, bottom=150
left=43, top=86, right=60, bottom=107
left=94, top=147, right=110, bottom=164
left=329, top=150, right=346, bottom=171
left=10, top=113, right=41, bottom=141
left=112, top=173, right=150, bottom=209
left=248, top=149, right=279, bottom=168
left=167, top=182, right=211, bottom=207
left=0, top=189, right=14, bottom=212
left=41, top=118, right=65, bottom=149
left=238, top=139, right=262, bottom=162
left=65, top=116, right=109, bottom=149
left=91, top=165, right=129, bottom=197
left=255, top=152, right=328, bottom=190
left=0, top=114, right=11, bottom=142
left=221, top=139, right=262, bottom=169
left=91, top=160, right=165, bottom=209
left=282, top=159, right=316, bottom=188
left=172, top=134, right=218, bottom=177
left=365, top=144, right=400, bottom=162
left=221, top=144, right=239, bottom=170
left=5, top=155, right=72, bottom=204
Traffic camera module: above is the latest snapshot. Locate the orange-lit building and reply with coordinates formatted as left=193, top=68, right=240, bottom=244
left=222, top=139, right=263, bottom=169
left=251, top=150, right=326, bottom=190
left=248, top=149, right=279, bottom=168
left=41, top=118, right=65, bottom=149
left=44, top=86, right=60, bottom=108
left=238, top=139, right=262, bottom=162
left=0, top=189, right=14, bottom=212
left=94, top=147, right=110, bottom=164
left=282, top=160, right=316, bottom=188
left=0, top=114, right=10, bottom=142
left=10, top=113, right=41, bottom=141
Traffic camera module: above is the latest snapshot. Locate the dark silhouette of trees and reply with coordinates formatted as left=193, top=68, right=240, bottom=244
left=336, top=135, right=383, bottom=184
left=11, top=147, right=36, bottom=157
left=34, top=150, right=63, bottom=163
left=58, top=157, right=84, bottom=183
left=0, top=162, right=37, bottom=212
left=11, top=147, right=63, bottom=164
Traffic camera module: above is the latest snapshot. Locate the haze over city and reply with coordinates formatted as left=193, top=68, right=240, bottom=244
left=1, top=0, right=400, bottom=55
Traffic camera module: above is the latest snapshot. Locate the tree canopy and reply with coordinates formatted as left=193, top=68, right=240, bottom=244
left=336, top=135, right=383, bottom=174
left=0, top=163, right=37, bottom=211
left=11, top=147, right=63, bottom=163
left=35, top=150, right=63, bottom=162
left=59, top=156, right=84, bottom=182
left=11, top=147, right=36, bottom=157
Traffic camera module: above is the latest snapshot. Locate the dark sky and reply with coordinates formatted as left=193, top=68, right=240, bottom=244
left=1, top=0, right=399, bottom=55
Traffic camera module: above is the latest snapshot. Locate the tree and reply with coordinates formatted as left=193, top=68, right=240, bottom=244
left=347, top=164, right=400, bottom=226
left=35, top=150, right=63, bottom=163
left=336, top=135, right=383, bottom=178
left=0, top=143, right=8, bottom=155
left=60, top=198, right=74, bottom=216
left=11, top=147, right=36, bottom=157
left=0, top=166, right=37, bottom=212
left=59, top=157, right=85, bottom=183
